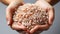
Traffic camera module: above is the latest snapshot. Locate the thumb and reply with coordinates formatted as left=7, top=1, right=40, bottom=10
left=6, top=7, right=13, bottom=26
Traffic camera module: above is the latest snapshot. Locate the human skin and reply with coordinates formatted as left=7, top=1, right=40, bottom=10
left=0, top=0, right=59, bottom=34
left=1, top=0, right=60, bottom=5
left=0, top=0, right=28, bottom=31
left=0, top=0, right=59, bottom=25
left=29, top=0, right=59, bottom=33
left=30, top=0, right=55, bottom=34
left=44, top=0, right=60, bottom=6
left=1, top=0, right=24, bottom=5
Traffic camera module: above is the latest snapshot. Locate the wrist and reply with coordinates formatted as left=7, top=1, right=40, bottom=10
left=37, top=0, right=51, bottom=3
left=37, top=0, right=60, bottom=6
left=1, top=0, right=23, bottom=5
left=1, top=0, right=12, bottom=5
left=35, top=0, right=51, bottom=6
left=36, top=0, right=52, bottom=6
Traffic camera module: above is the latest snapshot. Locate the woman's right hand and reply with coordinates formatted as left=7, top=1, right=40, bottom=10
left=30, top=0, right=55, bottom=34
left=6, top=0, right=28, bottom=31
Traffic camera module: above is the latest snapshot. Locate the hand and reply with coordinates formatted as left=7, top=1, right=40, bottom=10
left=30, top=0, right=55, bottom=34
left=6, top=0, right=28, bottom=31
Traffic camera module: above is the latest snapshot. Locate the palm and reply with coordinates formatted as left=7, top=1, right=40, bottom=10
left=30, top=0, right=54, bottom=34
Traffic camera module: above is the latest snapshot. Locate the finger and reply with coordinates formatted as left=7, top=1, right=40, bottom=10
left=38, top=24, right=49, bottom=30
left=48, top=7, right=55, bottom=25
left=30, top=24, right=50, bottom=34
left=11, top=22, right=27, bottom=31
left=6, top=7, right=13, bottom=26
left=30, top=25, right=39, bottom=34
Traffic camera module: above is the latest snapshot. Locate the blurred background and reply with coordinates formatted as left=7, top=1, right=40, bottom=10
left=0, top=0, right=60, bottom=34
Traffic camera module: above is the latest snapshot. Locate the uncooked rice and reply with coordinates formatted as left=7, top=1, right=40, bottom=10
left=13, top=3, right=49, bottom=30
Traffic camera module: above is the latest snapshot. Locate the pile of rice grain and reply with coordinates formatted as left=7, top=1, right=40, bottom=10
left=13, top=3, right=49, bottom=30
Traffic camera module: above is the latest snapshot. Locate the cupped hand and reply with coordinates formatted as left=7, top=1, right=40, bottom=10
left=6, top=0, right=28, bottom=31
left=30, top=0, right=55, bottom=34
left=6, top=0, right=55, bottom=34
